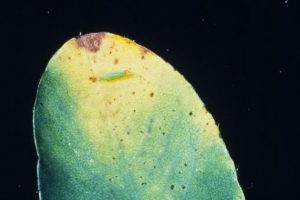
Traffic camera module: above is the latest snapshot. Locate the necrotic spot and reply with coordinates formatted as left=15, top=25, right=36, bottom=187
left=114, top=58, right=119, bottom=65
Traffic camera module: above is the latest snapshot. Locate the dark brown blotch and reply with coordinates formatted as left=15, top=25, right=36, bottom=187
left=76, top=32, right=105, bottom=52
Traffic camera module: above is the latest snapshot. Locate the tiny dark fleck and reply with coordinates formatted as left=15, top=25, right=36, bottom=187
left=115, top=176, right=118, bottom=178
left=178, top=171, right=182, bottom=174
left=162, top=132, right=166, bottom=136
left=172, top=109, right=175, bottom=112
left=40, top=103, right=44, bottom=106
left=140, top=130, right=143, bottom=133
left=109, top=51, right=112, bottom=54
left=140, top=176, right=143, bottom=179
left=170, top=185, right=175, bottom=190
left=206, top=122, right=209, bottom=125
left=150, top=92, right=154, bottom=97
left=133, top=109, right=136, bottom=112
left=112, top=157, right=116, bottom=160
left=120, top=139, right=123, bottom=142
left=68, top=56, right=71, bottom=60
left=141, top=182, right=147, bottom=185
left=89, top=76, right=97, bottom=82
left=132, top=91, right=135, bottom=95
left=127, top=131, right=130, bottom=135
left=184, top=163, right=188, bottom=167
left=141, top=55, right=145, bottom=60
left=153, top=165, right=156, bottom=168
left=189, top=111, right=193, bottom=116
left=114, top=58, right=119, bottom=65
left=113, top=98, right=116, bottom=101
left=108, top=178, right=112, bottom=181
left=182, top=185, right=186, bottom=189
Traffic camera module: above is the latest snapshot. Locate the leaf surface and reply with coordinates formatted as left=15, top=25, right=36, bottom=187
left=33, top=32, right=245, bottom=200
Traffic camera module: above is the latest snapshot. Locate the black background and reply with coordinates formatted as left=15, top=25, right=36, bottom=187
left=1, top=0, right=299, bottom=199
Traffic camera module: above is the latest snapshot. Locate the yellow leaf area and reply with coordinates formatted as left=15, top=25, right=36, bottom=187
left=46, top=33, right=230, bottom=196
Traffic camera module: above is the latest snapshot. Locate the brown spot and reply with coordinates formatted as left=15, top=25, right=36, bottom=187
left=141, top=47, right=149, bottom=59
left=114, top=58, right=119, bottom=65
left=68, top=56, right=71, bottom=60
left=76, top=32, right=105, bottom=52
left=150, top=92, right=154, bottom=97
left=141, top=48, right=149, bottom=55
left=189, top=111, right=193, bottom=116
left=132, top=91, right=135, bottom=95
left=110, top=43, right=115, bottom=49
left=89, top=76, right=97, bottom=82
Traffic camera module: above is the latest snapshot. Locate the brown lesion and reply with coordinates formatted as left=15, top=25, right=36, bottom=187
left=76, top=32, right=106, bottom=52
left=89, top=76, right=97, bottom=82
left=114, top=58, right=119, bottom=65
left=140, top=47, right=150, bottom=59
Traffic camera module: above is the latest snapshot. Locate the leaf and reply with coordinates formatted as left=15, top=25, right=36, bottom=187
left=33, top=32, right=245, bottom=200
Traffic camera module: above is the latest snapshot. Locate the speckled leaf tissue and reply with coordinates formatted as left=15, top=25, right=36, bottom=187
left=33, top=32, right=245, bottom=200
